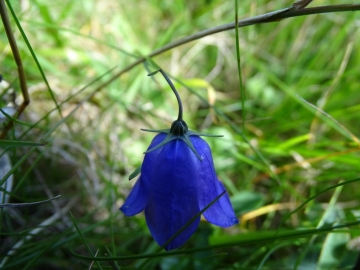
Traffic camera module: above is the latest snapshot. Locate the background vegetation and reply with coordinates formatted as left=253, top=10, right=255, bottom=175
left=1, top=0, right=360, bottom=269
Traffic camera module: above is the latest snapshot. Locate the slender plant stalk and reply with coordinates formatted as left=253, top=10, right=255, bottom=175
left=0, top=195, right=60, bottom=208
left=148, top=69, right=183, bottom=121
left=234, top=0, right=245, bottom=130
left=70, top=220, right=360, bottom=262
left=0, top=0, right=30, bottom=139
left=90, top=4, right=360, bottom=93
left=5, top=0, right=63, bottom=118
left=292, top=0, right=313, bottom=10
left=69, top=212, right=103, bottom=270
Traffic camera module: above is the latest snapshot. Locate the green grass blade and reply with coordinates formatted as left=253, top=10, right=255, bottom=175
left=0, top=140, right=43, bottom=148
left=5, top=0, right=62, bottom=117
left=234, top=0, right=245, bottom=130
left=69, top=211, right=103, bottom=270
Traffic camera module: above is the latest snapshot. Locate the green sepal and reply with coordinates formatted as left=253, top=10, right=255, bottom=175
left=181, top=133, right=203, bottom=161
left=129, top=165, right=142, bottom=180
left=141, top=128, right=223, bottom=161
left=140, top=128, right=170, bottom=133
left=142, top=128, right=223, bottom=138
left=187, top=130, right=224, bottom=138
left=144, top=132, right=173, bottom=153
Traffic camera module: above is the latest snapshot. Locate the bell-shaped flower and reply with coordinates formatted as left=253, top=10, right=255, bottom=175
left=120, top=70, right=238, bottom=251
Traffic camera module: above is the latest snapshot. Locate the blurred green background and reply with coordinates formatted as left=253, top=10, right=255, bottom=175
left=1, top=0, right=360, bottom=269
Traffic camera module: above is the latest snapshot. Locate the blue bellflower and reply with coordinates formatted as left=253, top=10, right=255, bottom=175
left=120, top=70, right=238, bottom=251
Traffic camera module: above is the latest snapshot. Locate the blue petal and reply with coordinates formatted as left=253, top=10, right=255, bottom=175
left=120, top=177, right=147, bottom=216
left=144, top=139, right=200, bottom=251
left=120, top=133, right=168, bottom=216
left=191, top=136, right=239, bottom=227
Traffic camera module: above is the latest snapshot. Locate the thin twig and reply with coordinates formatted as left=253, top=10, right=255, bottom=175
left=5, top=0, right=63, bottom=118
left=234, top=0, right=245, bottom=129
left=292, top=0, right=313, bottom=10
left=0, top=0, right=30, bottom=138
left=88, top=3, right=360, bottom=93
left=0, top=195, right=61, bottom=208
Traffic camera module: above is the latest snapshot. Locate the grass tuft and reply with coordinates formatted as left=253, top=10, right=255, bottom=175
left=0, top=0, right=359, bottom=269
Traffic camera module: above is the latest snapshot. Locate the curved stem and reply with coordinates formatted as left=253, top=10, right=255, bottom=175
left=0, top=0, right=30, bottom=139
left=148, top=69, right=183, bottom=121
left=89, top=4, right=360, bottom=96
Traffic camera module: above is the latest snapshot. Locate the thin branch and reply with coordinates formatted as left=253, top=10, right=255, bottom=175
left=0, top=195, right=61, bottom=208
left=0, top=0, right=30, bottom=138
left=5, top=0, right=63, bottom=118
left=234, top=0, right=245, bottom=130
left=148, top=69, right=184, bottom=121
left=292, top=0, right=313, bottom=10
left=90, top=3, right=360, bottom=93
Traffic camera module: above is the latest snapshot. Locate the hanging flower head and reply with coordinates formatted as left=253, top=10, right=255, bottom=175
left=120, top=69, right=238, bottom=251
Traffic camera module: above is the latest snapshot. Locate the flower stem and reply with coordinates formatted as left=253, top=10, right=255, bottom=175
left=148, top=69, right=183, bottom=121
